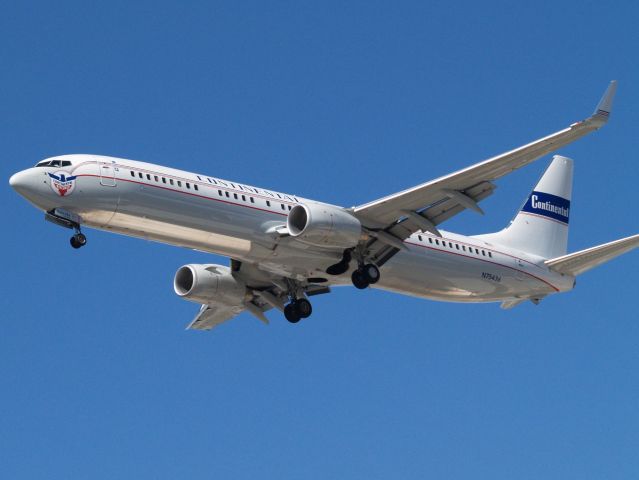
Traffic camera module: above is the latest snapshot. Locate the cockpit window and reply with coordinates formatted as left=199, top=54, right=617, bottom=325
left=34, top=160, right=72, bottom=168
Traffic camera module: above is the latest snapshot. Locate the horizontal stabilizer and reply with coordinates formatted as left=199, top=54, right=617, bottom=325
left=545, top=234, right=639, bottom=276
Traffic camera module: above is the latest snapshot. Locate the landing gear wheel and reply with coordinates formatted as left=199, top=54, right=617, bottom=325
left=363, top=263, right=380, bottom=284
left=351, top=269, right=370, bottom=290
left=295, top=298, right=313, bottom=319
left=284, top=303, right=301, bottom=323
left=70, top=233, right=87, bottom=249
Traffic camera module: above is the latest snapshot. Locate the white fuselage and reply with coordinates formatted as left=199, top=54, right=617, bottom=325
left=10, top=154, right=575, bottom=303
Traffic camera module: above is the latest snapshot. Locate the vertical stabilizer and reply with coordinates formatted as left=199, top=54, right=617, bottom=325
left=474, top=155, right=573, bottom=259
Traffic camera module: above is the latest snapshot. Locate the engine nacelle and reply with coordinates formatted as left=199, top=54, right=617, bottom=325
left=173, top=264, right=246, bottom=305
left=287, top=203, right=362, bottom=249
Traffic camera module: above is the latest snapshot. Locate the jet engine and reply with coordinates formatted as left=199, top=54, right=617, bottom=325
left=287, top=203, right=362, bottom=249
left=174, top=264, right=247, bottom=305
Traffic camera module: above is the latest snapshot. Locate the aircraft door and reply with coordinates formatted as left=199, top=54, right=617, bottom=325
left=99, top=160, right=117, bottom=187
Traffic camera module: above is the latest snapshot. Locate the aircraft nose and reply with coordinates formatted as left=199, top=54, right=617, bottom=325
left=9, top=170, right=30, bottom=191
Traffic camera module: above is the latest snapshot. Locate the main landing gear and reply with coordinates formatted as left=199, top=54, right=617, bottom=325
left=284, top=298, right=313, bottom=323
left=351, top=263, right=380, bottom=289
left=327, top=248, right=381, bottom=290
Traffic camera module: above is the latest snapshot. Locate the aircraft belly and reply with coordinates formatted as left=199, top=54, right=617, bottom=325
left=374, top=245, right=551, bottom=302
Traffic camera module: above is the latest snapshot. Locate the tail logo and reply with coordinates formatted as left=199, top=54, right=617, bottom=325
left=521, top=191, right=570, bottom=224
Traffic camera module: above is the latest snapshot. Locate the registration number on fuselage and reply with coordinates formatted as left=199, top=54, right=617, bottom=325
left=482, top=272, right=502, bottom=283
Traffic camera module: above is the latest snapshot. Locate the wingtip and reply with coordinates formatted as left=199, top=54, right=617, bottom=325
left=593, top=80, right=617, bottom=119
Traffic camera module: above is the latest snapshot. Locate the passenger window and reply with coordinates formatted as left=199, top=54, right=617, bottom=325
left=462, top=246, right=466, bottom=251
left=250, top=197, right=254, bottom=203
left=488, top=252, right=492, bottom=258
left=130, top=171, right=135, bottom=177
left=170, top=179, right=174, bottom=185
left=266, top=200, right=271, bottom=207
left=146, top=174, right=151, bottom=180
left=429, top=238, right=433, bottom=244
left=162, top=177, right=166, bottom=184
left=482, top=250, right=486, bottom=256
left=456, top=244, right=460, bottom=250
left=177, top=181, right=182, bottom=187
left=435, top=239, right=440, bottom=245
left=242, top=195, right=246, bottom=201
left=186, top=183, right=190, bottom=189
left=225, top=192, right=230, bottom=198
left=194, top=184, right=198, bottom=191
left=218, top=190, right=222, bottom=196
left=281, top=204, right=285, bottom=210
left=288, top=205, right=292, bottom=210
left=138, top=172, right=143, bottom=179
left=418, top=235, right=422, bottom=241
left=154, top=175, right=159, bottom=182
left=475, top=248, right=479, bottom=254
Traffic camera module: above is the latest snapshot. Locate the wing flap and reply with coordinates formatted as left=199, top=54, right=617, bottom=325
left=186, top=303, right=245, bottom=331
left=545, top=234, right=639, bottom=276
left=382, top=181, right=496, bottom=241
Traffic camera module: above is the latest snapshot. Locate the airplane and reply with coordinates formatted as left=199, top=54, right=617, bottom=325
left=9, top=81, right=639, bottom=330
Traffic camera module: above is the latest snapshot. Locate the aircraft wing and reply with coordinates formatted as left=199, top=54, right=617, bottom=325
left=184, top=260, right=331, bottom=331
left=353, top=81, right=617, bottom=248
left=545, top=234, right=639, bottom=277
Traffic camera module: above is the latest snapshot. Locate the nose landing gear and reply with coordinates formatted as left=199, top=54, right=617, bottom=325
left=44, top=209, right=88, bottom=249
left=70, top=232, right=87, bottom=249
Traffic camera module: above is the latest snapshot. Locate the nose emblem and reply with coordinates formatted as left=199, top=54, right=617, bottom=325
left=48, top=171, right=78, bottom=197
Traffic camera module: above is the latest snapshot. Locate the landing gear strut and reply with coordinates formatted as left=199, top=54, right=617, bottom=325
left=351, top=263, right=380, bottom=289
left=284, top=298, right=313, bottom=323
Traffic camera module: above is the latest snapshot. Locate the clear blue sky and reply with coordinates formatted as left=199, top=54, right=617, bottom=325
left=2, top=1, right=638, bottom=478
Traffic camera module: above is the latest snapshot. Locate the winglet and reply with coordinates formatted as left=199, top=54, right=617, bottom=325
left=592, top=80, right=617, bottom=121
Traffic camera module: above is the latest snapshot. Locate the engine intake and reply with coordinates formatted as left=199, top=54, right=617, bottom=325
left=174, top=264, right=246, bottom=305
left=287, top=203, right=362, bottom=249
